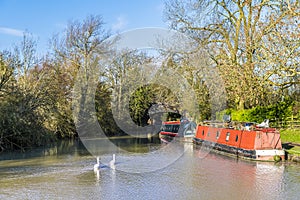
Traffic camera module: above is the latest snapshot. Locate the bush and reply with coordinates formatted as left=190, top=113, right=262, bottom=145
left=217, top=98, right=293, bottom=124
left=0, top=97, right=54, bottom=151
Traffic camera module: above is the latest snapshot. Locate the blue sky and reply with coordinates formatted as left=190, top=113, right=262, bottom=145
left=0, top=0, right=167, bottom=53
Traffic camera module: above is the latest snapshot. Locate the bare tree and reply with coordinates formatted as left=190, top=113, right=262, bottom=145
left=165, top=0, right=300, bottom=109
left=256, top=13, right=300, bottom=90
left=51, top=15, right=113, bottom=136
left=104, top=50, right=153, bottom=120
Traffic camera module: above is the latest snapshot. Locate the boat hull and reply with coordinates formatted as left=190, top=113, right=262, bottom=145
left=159, top=134, right=194, bottom=143
left=193, top=137, right=285, bottom=161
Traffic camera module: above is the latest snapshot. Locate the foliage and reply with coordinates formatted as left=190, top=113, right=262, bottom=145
left=220, top=98, right=293, bottom=124
left=129, top=85, right=154, bottom=127
left=0, top=93, right=54, bottom=151
left=0, top=15, right=111, bottom=151
left=94, top=83, right=125, bottom=137
left=292, top=99, right=300, bottom=118
left=1, top=9, right=300, bottom=152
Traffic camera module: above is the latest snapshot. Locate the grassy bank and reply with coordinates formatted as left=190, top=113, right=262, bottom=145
left=280, top=129, right=300, bottom=159
left=280, top=129, right=300, bottom=143
left=285, top=146, right=300, bottom=154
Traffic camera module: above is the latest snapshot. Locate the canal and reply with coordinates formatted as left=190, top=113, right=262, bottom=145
left=0, top=138, right=300, bottom=200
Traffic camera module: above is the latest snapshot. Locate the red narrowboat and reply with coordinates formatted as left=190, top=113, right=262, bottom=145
left=159, top=121, right=196, bottom=143
left=193, top=121, right=285, bottom=161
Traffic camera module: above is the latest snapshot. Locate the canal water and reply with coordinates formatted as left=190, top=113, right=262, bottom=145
left=0, top=138, right=300, bottom=200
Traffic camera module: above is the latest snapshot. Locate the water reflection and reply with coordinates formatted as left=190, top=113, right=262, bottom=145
left=192, top=149, right=286, bottom=200
left=0, top=138, right=300, bottom=200
left=0, top=139, right=89, bottom=161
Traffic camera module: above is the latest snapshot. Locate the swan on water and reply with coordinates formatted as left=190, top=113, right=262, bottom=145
left=109, top=154, right=116, bottom=170
left=94, top=156, right=100, bottom=172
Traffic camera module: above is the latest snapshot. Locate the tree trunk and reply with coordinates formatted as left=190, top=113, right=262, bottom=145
left=238, top=98, right=245, bottom=110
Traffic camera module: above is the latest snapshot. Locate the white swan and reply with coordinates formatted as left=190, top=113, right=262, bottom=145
left=94, top=156, right=100, bottom=172
left=109, top=154, right=116, bottom=170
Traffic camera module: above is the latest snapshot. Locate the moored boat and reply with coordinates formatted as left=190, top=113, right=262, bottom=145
left=193, top=120, right=285, bottom=161
left=159, top=120, right=196, bottom=143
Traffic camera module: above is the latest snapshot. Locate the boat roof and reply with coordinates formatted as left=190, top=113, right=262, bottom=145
left=162, top=121, right=181, bottom=125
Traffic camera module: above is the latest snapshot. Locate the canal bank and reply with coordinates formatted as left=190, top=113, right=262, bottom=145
left=280, top=129, right=300, bottom=163
left=283, top=143, right=300, bottom=163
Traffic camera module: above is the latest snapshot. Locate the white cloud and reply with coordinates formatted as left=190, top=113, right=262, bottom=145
left=112, top=15, right=128, bottom=31
left=0, top=27, right=23, bottom=37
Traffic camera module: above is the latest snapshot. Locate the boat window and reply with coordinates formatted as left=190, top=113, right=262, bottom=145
left=226, top=132, right=230, bottom=141
left=216, top=131, right=220, bottom=139
left=172, top=125, right=180, bottom=133
left=163, top=124, right=180, bottom=133
left=202, top=130, right=205, bottom=136
left=235, top=135, right=239, bottom=142
left=207, top=132, right=210, bottom=137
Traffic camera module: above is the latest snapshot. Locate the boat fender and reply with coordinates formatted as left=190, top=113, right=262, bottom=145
left=273, top=155, right=281, bottom=162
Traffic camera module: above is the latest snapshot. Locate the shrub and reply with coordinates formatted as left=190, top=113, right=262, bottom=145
left=217, top=98, right=293, bottom=124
